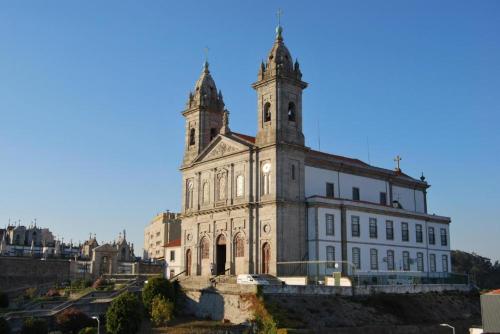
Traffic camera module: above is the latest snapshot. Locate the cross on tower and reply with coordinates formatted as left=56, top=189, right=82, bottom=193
left=203, top=46, right=210, bottom=63
left=276, top=8, right=283, bottom=26
left=394, top=155, right=402, bottom=172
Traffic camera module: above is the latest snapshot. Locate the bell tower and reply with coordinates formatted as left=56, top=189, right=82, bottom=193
left=182, top=62, right=225, bottom=165
left=252, top=25, right=307, bottom=147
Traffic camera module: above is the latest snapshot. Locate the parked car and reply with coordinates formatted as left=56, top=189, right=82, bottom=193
left=237, top=274, right=270, bottom=285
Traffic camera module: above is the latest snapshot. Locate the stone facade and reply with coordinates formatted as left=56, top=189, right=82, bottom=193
left=143, top=211, right=181, bottom=260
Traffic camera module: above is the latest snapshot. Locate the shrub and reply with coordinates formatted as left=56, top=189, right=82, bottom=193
left=21, top=317, right=48, bottom=334
left=105, top=292, right=142, bottom=334
left=45, top=289, right=60, bottom=298
left=23, top=288, right=37, bottom=300
left=142, top=277, right=175, bottom=314
left=0, top=317, right=11, bottom=334
left=150, top=296, right=174, bottom=327
left=91, top=278, right=105, bottom=289
left=78, top=327, right=97, bottom=334
left=0, top=291, right=8, bottom=308
left=55, top=307, right=95, bottom=334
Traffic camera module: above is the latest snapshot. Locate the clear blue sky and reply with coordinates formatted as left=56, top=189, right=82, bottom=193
left=1, top=1, right=499, bottom=261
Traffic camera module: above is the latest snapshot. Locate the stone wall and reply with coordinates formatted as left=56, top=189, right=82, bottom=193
left=0, top=257, right=70, bottom=291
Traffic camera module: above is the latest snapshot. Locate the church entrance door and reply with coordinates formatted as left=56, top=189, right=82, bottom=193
left=262, top=243, right=270, bottom=274
left=216, top=235, right=226, bottom=275
left=185, top=249, right=191, bottom=276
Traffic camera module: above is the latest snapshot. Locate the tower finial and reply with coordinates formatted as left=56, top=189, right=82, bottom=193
left=203, top=46, right=210, bottom=72
left=276, top=9, right=284, bottom=40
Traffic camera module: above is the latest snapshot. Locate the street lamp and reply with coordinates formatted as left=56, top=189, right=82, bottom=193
left=92, top=316, right=100, bottom=334
left=440, top=323, right=455, bottom=334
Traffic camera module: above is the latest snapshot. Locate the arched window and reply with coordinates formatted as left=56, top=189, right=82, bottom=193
left=189, top=128, right=195, bottom=146
left=236, top=175, right=244, bottom=197
left=202, top=182, right=210, bottom=204
left=200, top=238, right=209, bottom=259
left=185, top=180, right=194, bottom=209
left=263, top=102, right=271, bottom=122
left=234, top=234, right=244, bottom=258
left=288, top=102, right=296, bottom=122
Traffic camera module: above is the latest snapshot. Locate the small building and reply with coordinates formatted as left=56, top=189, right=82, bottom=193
left=164, top=239, right=181, bottom=279
left=143, top=211, right=181, bottom=261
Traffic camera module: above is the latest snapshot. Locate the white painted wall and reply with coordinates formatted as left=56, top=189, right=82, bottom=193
left=165, top=246, right=182, bottom=278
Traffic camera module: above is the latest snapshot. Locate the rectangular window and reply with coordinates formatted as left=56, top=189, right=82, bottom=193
left=387, top=250, right=395, bottom=271
left=401, top=222, right=409, bottom=242
left=442, top=255, right=449, bottom=272
left=169, top=269, right=175, bottom=278
left=326, top=183, right=334, bottom=198
left=369, top=218, right=377, bottom=239
left=428, top=227, right=435, bottom=245
left=370, top=248, right=378, bottom=270
left=351, top=216, right=360, bottom=237
left=325, top=214, right=335, bottom=236
left=403, top=251, right=410, bottom=271
left=440, top=228, right=448, bottom=246
left=386, top=220, right=394, bottom=240
left=352, top=247, right=361, bottom=270
left=291, top=164, right=296, bottom=180
left=416, top=224, right=423, bottom=243
left=380, top=192, right=387, bottom=205
left=170, top=250, right=175, bottom=261
left=429, top=254, right=436, bottom=272
left=352, top=187, right=360, bottom=201
left=326, top=246, right=335, bottom=268
left=417, top=252, right=424, bottom=272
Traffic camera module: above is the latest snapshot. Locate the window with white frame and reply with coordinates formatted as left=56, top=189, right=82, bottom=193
left=370, top=248, right=378, bottom=270
left=416, top=224, right=423, bottom=243
left=351, top=216, right=360, bottom=237
left=387, top=250, right=395, bottom=271
left=403, top=251, right=410, bottom=271
left=429, top=254, right=436, bottom=272
left=326, top=214, right=334, bottom=236
left=326, top=246, right=335, bottom=268
left=417, top=252, right=424, bottom=272
left=401, top=222, right=409, bottom=242
left=386, top=220, right=394, bottom=240
left=442, top=254, right=448, bottom=272
left=440, top=228, right=448, bottom=246
left=369, top=218, right=377, bottom=239
left=428, top=227, right=435, bottom=245
left=352, top=247, right=361, bottom=270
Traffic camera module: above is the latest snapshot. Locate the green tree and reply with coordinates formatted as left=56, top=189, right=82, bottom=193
left=150, top=296, right=174, bottom=327
left=105, top=292, right=142, bottom=334
left=142, top=277, right=175, bottom=314
left=55, top=307, right=95, bottom=333
left=0, top=317, right=11, bottom=334
left=20, top=317, right=48, bottom=334
left=0, top=291, right=8, bottom=308
left=452, top=250, right=500, bottom=289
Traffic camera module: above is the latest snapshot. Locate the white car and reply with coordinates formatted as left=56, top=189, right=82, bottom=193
left=237, top=274, right=270, bottom=285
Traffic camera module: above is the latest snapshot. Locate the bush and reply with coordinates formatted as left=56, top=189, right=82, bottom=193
left=23, top=288, right=37, bottom=300
left=105, top=292, right=142, bottom=334
left=45, top=289, right=60, bottom=298
left=21, top=317, right=48, bottom=334
left=142, top=277, right=175, bottom=314
left=0, top=291, right=8, bottom=308
left=78, top=327, right=97, bottom=334
left=150, top=296, right=174, bottom=327
left=0, top=317, right=11, bottom=334
left=91, top=278, right=105, bottom=289
left=55, top=308, right=95, bottom=334
left=70, top=279, right=92, bottom=290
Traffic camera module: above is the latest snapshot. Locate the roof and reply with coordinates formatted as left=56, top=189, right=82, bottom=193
left=164, top=239, right=181, bottom=248
left=232, top=132, right=256, bottom=144
left=486, top=289, right=500, bottom=295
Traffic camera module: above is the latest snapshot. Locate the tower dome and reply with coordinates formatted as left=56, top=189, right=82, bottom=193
left=187, top=61, right=224, bottom=110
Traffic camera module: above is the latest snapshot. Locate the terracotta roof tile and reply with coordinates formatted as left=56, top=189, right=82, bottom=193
left=164, top=239, right=181, bottom=248
left=232, top=132, right=256, bottom=143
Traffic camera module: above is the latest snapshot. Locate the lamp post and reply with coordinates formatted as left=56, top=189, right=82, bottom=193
left=440, top=323, right=455, bottom=334
left=92, top=316, right=100, bottom=334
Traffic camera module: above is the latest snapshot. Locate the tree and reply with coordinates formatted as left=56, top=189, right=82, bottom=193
left=0, top=317, right=11, bottom=334
left=452, top=250, right=500, bottom=289
left=142, top=277, right=175, bottom=314
left=150, top=296, right=174, bottom=327
left=105, top=292, right=142, bottom=334
left=21, top=317, right=48, bottom=334
left=55, top=308, right=95, bottom=334
left=0, top=291, right=8, bottom=308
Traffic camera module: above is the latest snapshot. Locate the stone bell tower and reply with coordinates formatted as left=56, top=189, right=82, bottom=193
left=182, top=62, right=225, bottom=165
left=252, top=25, right=307, bottom=147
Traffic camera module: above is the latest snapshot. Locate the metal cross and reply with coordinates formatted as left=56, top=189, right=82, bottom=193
left=277, top=8, right=283, bottom=26
left=203, top=46, right=210, bottom=63
left=394, top=155, right=402, bottom=171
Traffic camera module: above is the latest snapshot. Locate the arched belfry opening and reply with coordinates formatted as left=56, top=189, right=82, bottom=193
left=189, top=128, right=195, bottom=146
left=288, top=102, right=296, bottom=122
left=263, top=102, right=271, bottom=123
left=216, top=234, right=227, bottom=275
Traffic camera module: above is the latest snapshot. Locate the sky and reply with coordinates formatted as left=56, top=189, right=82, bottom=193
left=1, top=1, right=499, bottom=261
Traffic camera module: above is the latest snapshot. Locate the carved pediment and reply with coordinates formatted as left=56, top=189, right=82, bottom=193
left=195, top=136, right=250, bottom=163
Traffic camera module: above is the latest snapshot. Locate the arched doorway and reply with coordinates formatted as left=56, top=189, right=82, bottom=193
left=262, top=243, right=270, bottom=274
left=185, top=249, right=192, bottom=276
left=216, top=235, right=226, bottom=275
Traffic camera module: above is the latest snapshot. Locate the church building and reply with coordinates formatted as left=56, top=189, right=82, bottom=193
left=179, top=25, right=451, bottom=278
